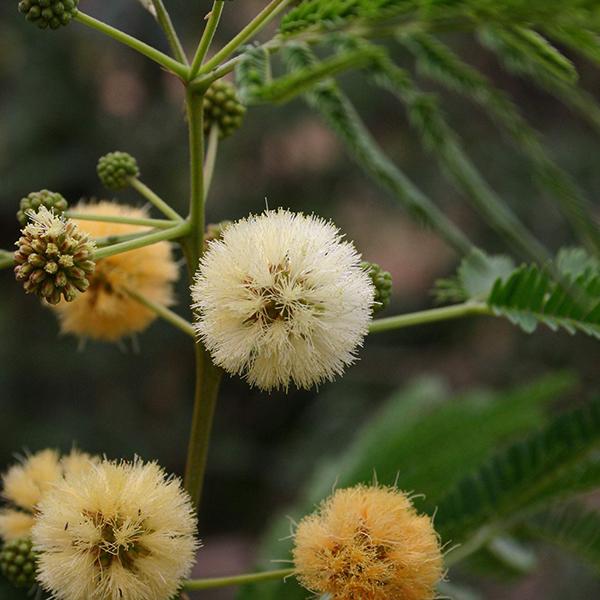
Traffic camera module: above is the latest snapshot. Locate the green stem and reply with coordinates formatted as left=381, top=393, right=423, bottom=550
left=183, top=568, right=294, bottom=591
left=190, top=1, right=225, bottom=78
left=150, top=0, right=188, bottom=64
left=125, top=287, right=195, bottom=337
left=185, top=90, right=206, bottom=265
left=198, top=0, right=293, bottom=75
left=0, top=251, right=15, bottom=271
left=184, top=344, right=222, bottom=510
left=75, top=12, right=189, bottom=79
left=204, top=124, right=220, bottom=200
left=369, top=302, right=491, bottom=334
left=67, top=211, right=177, bottom=229
left=93, top=221, right=190, bottom=260
left=94, top=230, right=161, bottom=247
left=129, top=177, right=184, bottom=221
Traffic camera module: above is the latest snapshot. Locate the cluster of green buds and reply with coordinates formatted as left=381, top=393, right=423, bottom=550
left=203, top=81, right=246, bottom=139
left=97, top=151, right=140, bottom=190
left=363, top=261, right=393, bottom=313
left=0, top=538, right=37, bottom=589
left=17, top=190, right=69, bottom=226
left=14, top=206, right=96, bottom=305
left=18, top=0, right=79, bottom=30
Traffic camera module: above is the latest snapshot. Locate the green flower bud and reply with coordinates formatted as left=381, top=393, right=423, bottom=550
left=97, top=151, right=140, bottom=190
left=362, top=261, right=393, bottom=314
left=17, top=189, right=69, bottom=226
left=14, top=207, right=96, bottom=305
left=18, top=0, right=79, bottom=30
left=0, top=538, right=38, bottom=589
left=204, top=220, right=232, bottom=251
left=203, top=81, right=246, bottom=139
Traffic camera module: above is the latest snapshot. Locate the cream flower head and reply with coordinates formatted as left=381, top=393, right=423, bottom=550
left=32, top=458, right=198, bottom=600
left=293, top=485, right=444, bottom=600
left=191, top=209, right=375, bottom=391
left=51, top=201, right=179, bottom=342
left=0, top=449, right=97, bottom=542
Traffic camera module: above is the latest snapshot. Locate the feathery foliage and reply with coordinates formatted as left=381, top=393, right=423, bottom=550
left=437, top=399, right=600, bottom=548
left=279, top=43, right=473, bottom=254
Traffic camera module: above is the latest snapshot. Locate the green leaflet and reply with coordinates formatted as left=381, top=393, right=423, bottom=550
left=487, top=263, right=600, bottom=338
left=281, top=43, right=473, bottom=255
left=437, top=399, right=600, bottom=553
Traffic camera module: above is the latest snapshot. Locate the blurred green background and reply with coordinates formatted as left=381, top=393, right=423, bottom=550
left=1, top=1, right=599, bottom=598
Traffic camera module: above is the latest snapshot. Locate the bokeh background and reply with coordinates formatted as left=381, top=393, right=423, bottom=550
left=1, top=1, right=599, bottom=598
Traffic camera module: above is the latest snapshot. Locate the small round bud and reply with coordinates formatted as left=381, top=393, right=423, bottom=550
left=17, top=190, right=68, bottom=226
left=0, top=538, right=37, bottom=588
left=14, top=207, right=96, bottom=305
left=203, top=81, right=246, bottom=139
left=204, top=220, right=232, bottom=251
left=97, top=151, right=140, bottom=190
left=362, top=261, right=392, bottom=313
left=18, top=0, right=79, bottom=30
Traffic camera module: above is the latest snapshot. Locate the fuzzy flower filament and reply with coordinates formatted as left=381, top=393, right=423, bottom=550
left=32, top=459, right=198, bottom=600
left=192, top=209, right=375, bottom=391
left=293, top=485, right=444, bottom=600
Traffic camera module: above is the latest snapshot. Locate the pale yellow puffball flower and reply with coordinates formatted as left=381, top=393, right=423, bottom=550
left=51, top=201, right=179, bottom=342
left=293, top=485, right=444, bottom=600
left=191, top=209, right=375, bottom=391
left=32, top=459, right=198, bottom=600
left=0, top=449, right=97, bottom=542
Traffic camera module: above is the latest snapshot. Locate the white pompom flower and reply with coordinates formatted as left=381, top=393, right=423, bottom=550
left=191, top=209, right=375, bottom=391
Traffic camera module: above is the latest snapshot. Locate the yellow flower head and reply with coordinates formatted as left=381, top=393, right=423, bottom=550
left=51, top=201, right=179, bottom=342
left=293, top=485, right=443, bottom=600
left=191, top=209, right=375, bottom=391
left=0, top=449, right=97, bottom=542
left=32, top=458, right=198, bottom=600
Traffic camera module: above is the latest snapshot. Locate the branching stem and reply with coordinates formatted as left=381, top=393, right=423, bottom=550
left=67, top=211, right=177, bottom=229
left=75, top=12, right=189, bottom=79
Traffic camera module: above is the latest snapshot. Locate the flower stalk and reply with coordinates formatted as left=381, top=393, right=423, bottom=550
left=125, top=287, right=195, bottom=338
left=149, top=0, right=188, bottom=64
left=75, top=12, right=189, bottom=79
left=129, top=177, right=184, bottom=221
left=203, top=124, right=220, bottom=199
left=67, top=211, right=177, bottom=229
left=190, top=0, right=225, bottom=78
left=369, top=302, right=491, bottom=333
left=183, top=568, right=294, bottom=590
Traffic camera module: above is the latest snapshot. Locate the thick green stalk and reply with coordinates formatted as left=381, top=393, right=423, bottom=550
left=198, top=0, right=293, bottom=74
left=184, top=344, right=222, bottom=509
left=67, top=211, right=177, bottom=229
left=183, top=568, right=294, bottom=590
left=130, top=177, right=184, bottom=221
left=369, top=302, right=491, bottom=333
left=182, top=87, right=223, bottom=513
left=190, top=1, right=225, bottom=78
left=125, top=287, right=195, bottom=337
left=149, top=0, right=188, bottom=64
left=93, top=221, right=190, bottom=260
left=75, top=12, right=189, bottom=79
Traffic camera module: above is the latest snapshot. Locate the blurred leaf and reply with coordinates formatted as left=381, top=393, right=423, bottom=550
left=437, top=399, right=600, bottom=554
